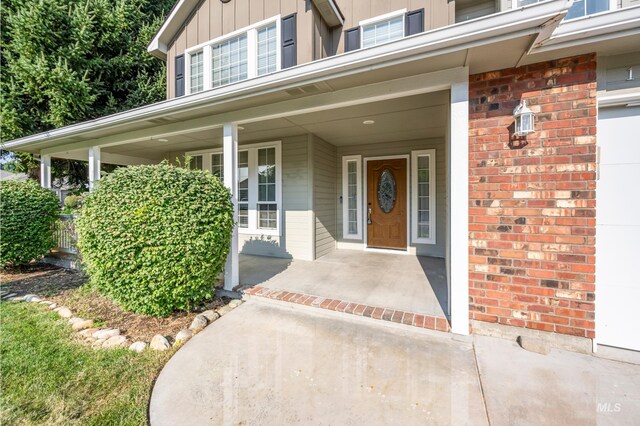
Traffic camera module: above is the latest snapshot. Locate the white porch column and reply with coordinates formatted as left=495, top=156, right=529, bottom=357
left=449, top=70, right=470, bottom=335
left=88, top=146, right=101, bottom=191
left=40, top=154, right=51, bottom=188
left=223, top=123, right=239, bottom=291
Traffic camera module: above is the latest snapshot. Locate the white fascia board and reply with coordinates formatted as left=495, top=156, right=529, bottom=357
left=5, top=0, right=570, bottom=151
left=533, top=5, right=640, bottom=53
left=147, top=0, right=200, bottom=60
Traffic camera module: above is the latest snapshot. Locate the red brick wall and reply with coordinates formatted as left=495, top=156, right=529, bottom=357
left=468, top=54, right=597, bottom=339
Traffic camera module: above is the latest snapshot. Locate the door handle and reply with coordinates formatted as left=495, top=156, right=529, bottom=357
left=367, top=207, right=372, bottom=225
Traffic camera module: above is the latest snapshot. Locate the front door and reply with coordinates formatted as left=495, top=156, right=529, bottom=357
left=367, top=158, right=407, bottom=250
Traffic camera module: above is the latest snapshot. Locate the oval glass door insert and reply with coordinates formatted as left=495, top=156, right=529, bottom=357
left=377, top=169, right=396, bottom=213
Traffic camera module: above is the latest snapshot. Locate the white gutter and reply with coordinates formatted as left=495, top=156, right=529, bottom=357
left=598, top=91, right=640, bottom=108
left=4, top=0, right=571, bottom=151
left=533, top=4, right=640, bottom=52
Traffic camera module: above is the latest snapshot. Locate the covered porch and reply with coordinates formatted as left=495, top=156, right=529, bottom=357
left=240, top=251, right=448, bottom=321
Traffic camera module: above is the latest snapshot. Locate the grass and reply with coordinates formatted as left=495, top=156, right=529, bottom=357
left=0, top=301, right=172, bottom=425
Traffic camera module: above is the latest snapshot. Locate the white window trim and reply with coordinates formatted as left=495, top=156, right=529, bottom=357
left=411, top=149, right=436, bottom=245
left=341, top=155, right=362, bottom=240
left=186, top=140, right=282, bottom=236
left=184, top=15, right=281, bottom=94
left=359, top=9, right=407, bottom=49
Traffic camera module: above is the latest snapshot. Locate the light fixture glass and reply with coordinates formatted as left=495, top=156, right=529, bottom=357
left=363, top=120, right=375, bottom=125
left=513, top=99, right=535, bottom=136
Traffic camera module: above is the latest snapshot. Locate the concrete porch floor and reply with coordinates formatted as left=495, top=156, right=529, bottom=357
left=238, top=250, right=448, bottom=319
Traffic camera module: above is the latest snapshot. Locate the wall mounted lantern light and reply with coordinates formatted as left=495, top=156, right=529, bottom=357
left=513, top=99, right=535, bottom=136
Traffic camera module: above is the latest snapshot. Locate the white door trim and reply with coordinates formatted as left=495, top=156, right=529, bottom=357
left=363, top=155, right=411, bottom=254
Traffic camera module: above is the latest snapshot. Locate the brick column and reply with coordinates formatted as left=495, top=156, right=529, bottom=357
left=468, top=54, right=597, bottom=339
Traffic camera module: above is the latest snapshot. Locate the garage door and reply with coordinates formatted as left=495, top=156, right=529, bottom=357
left=596, top=105, right=640, bottom=351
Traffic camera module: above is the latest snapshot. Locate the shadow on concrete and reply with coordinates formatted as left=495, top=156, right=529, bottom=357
left=417, top=256, right=450, bottom=319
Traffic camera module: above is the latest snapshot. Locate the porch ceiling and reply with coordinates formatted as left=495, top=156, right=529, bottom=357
left=96, top=90, right=449, bottom=159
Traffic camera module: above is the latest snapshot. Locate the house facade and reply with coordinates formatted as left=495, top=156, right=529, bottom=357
left=5, top=0, right=639, bottom=353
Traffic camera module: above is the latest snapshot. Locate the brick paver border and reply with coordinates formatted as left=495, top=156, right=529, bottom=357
left=243, top=286, right=450, bottom=332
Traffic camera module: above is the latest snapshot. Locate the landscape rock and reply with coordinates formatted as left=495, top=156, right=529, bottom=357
left=150, top=335, right=171, bottom=351
left=129, top=341, right=147, bottom=353
left=228, top=299, right=242, bottom=308
left=189, top=315, right=208, bottom=332
left=102, top=335, right=128, bottom=348
left=48, top=303, right=58, bottom=309
left=174, top=329, right=193, bottom=346
left=8, top=296, right=24, bottom=301
left=93, top=329, right=120, bottom=340
left=216, top=305, right=233, bottom=316
left=68, top=317, right=84, bottom=325
left=56, top=307, right=73, bottom=318
left=1, top=293, right=17, bottom=300
left=23, top=294, right=41, bottom=302
left=201, top=310, right=220, bottom=322
left=92, top=339, right=106, bottom=348
left=78, top=328, right=99, bottom=338
left=72, top=319, right=94, bottom=331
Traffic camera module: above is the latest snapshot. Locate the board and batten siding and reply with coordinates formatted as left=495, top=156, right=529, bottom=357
left=166, top=0, right=314, bottom=99
left=332, top=0, right=454, bottom=55
left=336, top=138, right=447, bottom=258
left=312, top=135, right=338, bottom=258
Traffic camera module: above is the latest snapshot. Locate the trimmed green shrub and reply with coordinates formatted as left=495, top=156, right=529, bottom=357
left=76, top=163, right=234, bottom=316
left=63, top=195, right=82, bottom=209
left=0, top=180, right=60, bottom=268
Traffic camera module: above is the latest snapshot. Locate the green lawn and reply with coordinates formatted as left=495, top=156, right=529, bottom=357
left=0, top=301, right=171, bottom=425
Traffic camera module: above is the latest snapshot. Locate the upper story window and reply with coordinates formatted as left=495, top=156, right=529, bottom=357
left=344, top=9, right=424, bottom=53
left=516, top=0, right=609, bottom=20
left=185, top=17, right=282, bottom=95
left=361, top=12, right=405, bottom=49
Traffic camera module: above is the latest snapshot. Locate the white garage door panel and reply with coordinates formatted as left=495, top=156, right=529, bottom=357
left=596, top=105, right=640, bottom=352
left=598, top=106, right=640, bottom=164
left=598, top=164, right=640, bottom=225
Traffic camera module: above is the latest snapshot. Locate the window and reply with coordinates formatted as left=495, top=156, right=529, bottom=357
left=257, top=147, right=277, bottom=229
left=360, top=11, right=405, bottom=49
left=257, top=23, right=278, bottom=76
left=186, top=142, right=281, bottom=235
left=190, top=154, right=203, bottom=170
left=189, top=51, right=204, bottom=94
left=210, top=153, right=223, bottom=180
left=342, top=156, right=362, bottom=240
left=515, top=0, right=608, bottom=19
left=185, top=17, right=280, bottom=93
left=212, top=34, right=248, bottom=88
left=238, top=151, right=249, bottom=228
left=411, top=150, right=436, bottom=244
left=565, top=0, right=609, bottom=20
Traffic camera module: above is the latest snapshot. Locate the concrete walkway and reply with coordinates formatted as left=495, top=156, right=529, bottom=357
left=150, top=299, right=640, bottom=425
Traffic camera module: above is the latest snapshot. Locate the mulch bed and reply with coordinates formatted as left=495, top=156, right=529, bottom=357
left=0, top=263, right=230, bottom=342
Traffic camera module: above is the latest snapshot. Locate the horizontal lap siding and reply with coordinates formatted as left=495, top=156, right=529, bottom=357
left=336, top=139, right=446, bottom=258
left=313, top=136, right=338, bottom=258
left=468, top=54, right=597, bottom=339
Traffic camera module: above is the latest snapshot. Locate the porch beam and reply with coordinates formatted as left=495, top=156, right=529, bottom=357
left=449, top=71, right=470, bottom=336
left=88, top=146, right=101, bottom=191
left=223, top=123, right=239, bottom=291
left=40, top=154, right=51, bottom=189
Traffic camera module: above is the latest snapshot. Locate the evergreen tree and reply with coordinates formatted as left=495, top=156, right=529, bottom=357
left=0, top=0, right=175, bottom=184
